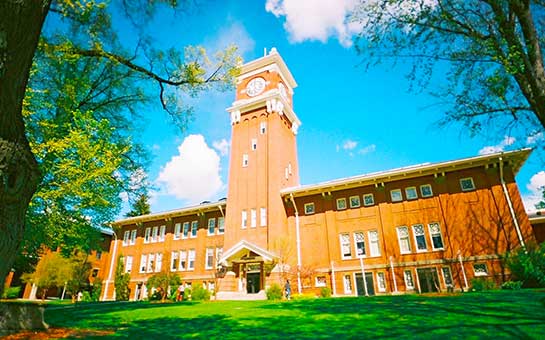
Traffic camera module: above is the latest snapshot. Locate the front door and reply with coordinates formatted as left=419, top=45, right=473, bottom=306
left=246, top=272, right=261, bottom=294
left=417, top=268, right=440, bottom=293
left=355, top=273, right=375, bottom=296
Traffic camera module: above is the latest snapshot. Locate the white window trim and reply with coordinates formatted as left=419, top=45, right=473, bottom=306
left=151, top=226, right=158, bottom=243
left=242, top=153, right=249, bottom=167
left=403, top=270, right=414, bottom=290
left=125, top=256, right=133, bottom=274
left=207, top=218, right=216, bottom=236
left=251, top=138, right=257, bottom=150
left=390, top=189, right=403, bottom=202
left=218, top=217, right=225, bottom=234
left=405, top=187, right=418, bottom=200
left=250, top=209, right=257, bottom=228
left=190, top=221, right=198, bottom=238
left=155, top=253, right=162, bottom=272
left=260, top=207, right=267, bottom=227
left=441, top=266, right=453, bottom=286
left=363, top=193, right=374, bottom=206
left=336, top=198, right=347, bottom=210
left=304, top=203, right=315, bottom=215
left=428, top=222, right=445, bottom=251
left=343, top=274, right=352, bottom=294
left=182, top=222, right=190, bottom=239
left=412, top=224, right=428, bottom=252
left=174, top=223, right=181, bottom=240
left=205, top=248, right=214, bottom=270
left=122, top=231, right=130, bottom=246
left=170, top=251, right=179, bottom=272
left=144, top=227, right=151, bottom=244
left=349, top=195, right=361, bottom=208
left=187, top=249, right=196, bottom=271
left=241, top=210, right=247, bottom=229
left=260, top=121, right=266, bottom=134
left=178, top=250, right=187, bottom=271
left=315, top=276, right=327, bottom=288
left=340, top=233, right=352, bottom=259
left=159, top=225, right=166, bottom=242
left=130, top=230, right=137, bottom=245
left=473, top=263, right=488, bottom=276
left=377, top=272, right=387, bottom=292
left=139, top=254, right=147, bottom=273
left=396, top=226, right=412, bottom=254
left=460, top=177, right=476, bottom=191
left=353, top=231, right=366, bottom=258
left=420, top=184, right=433, bottom=197
left=368, top=230, right=381, bottom=257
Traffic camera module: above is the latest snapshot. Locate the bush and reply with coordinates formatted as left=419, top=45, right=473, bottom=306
left=183, top=288, right=192, bottom=300
left=80, top=291, right=92, bottom=302
left=191, top=283, right=210, bottom=301
left=320, top=287, right=331, bottom=298
left=470, top=277, right=496, bottom=292
left=90, top=282, right=102, bottom=302
left=2, top=286, right=21, bottom=299
left=266, top=283, right=283, bottom=300
left=292, top=293, right=315, bottom=301
left=501, top=281, right=523, bottom=290
left=507, top=242, right=545, bottom=288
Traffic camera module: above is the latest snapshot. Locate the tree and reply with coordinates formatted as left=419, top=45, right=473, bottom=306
left=114, top=255, right=130, bottom=301
left=125, top=193, right=151, bottom=218
left=21, top=251, right=70, bottom=300
left=507, top=241, right=545, bottom=287
left=64, top=251, right=94, bottom=302
left=352, top=1, right=545, bottom=138
left=146, top=271, right=181, bottom=302
left=0, top=0, right=240, bottom=294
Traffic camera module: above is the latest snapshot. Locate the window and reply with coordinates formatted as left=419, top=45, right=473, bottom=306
left=123, top=231, right=130, bottom=246
left=260, top=207, right=267, bottom=227
left=216, top=247, right=223, bottom=266
left=405, top=187, right=418, bottom=200
left=171, top=251, right=179, bottom=271
left=354, top=232, right=366, bottom=257
left=241, top=210, right=247, bottom=228
left=191, top=221, right=198, bottom=238
left=442, top=267, right=453, bottom=286
left=363, top=194, right=374, bottom=206
left=377, top=272, right=386, bottom=292
left=144, top=227, right=151, bottom=243
left=473, top=263, right=488, bottom=276
left=428, top=222, right=444, bottom=250
left=147, top=254, right=155, bottom=273
left=251, top=209, right=257, bottom=228
left=182, top=222, right=190, bottom=239
left=218, top=217, right=225, bottom=234
left=159, top=225, right=166, bottom=242
left=369, top=230, right=381, bottom=256
left=242, top=154, right=249, bottom=167
left=397, top=227, right=411, bottom=254
left=206, top=248, right=214, bottom=269
left=208, top=218, right=216, bottom=235
left=288, top=163, right=292, bottom=175
left=390, top=189, right=403, bottom=202
left=336, top=198, right=347, bottom=210
left=152, top=226, right=158, bottom=242
left=460, top=177, right=476, bottom=191
left=155, top=253, right=163, bottom=272
left=343, top=275, right=352, bottom=294
left=130, top=230, right=137, bottom=245
left=340, top=233, right=352, bottom=259
left=125, top=256, right=133, bottom=273
left=315, top=276, right=327, bottom=287
left=412, top=224, right=427, bottom=251
left=174, top=223, right=181, bottom=240
left=188, top=249, right=196, bottom=270
left=140, top=254, right=147, bottom=273
left=404, top=270, right=414, bottom=290
left=304, top=203, right=315, bottom=215
left=96, top=251, right=102, bottom=260
left=420, top=184, right=433, bottom=197
left=260, top=121, right=267, bottom=134
left=251, top=138, right=257, bottom=150
left=285, top=167, right=289, bottom=179
left=179, top=250, right=187, bottom=271
left=349, top=196, right=361, bottom=208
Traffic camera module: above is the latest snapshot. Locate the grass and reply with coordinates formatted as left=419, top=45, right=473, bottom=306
left=43, top=290, right=545, bottom=339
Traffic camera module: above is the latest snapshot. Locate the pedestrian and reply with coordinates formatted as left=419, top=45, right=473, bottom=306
left=284, top=279, right=291, bottom=300
left=177, top=284, right=185, bottom=301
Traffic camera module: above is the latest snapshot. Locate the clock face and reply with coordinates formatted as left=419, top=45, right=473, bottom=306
left=278, top=82, right=287, bottom=99
left=246, top=77, right=266, bottom=97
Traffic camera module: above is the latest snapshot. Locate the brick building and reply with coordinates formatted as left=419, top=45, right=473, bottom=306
left=101, top=49, right=536, bottom=300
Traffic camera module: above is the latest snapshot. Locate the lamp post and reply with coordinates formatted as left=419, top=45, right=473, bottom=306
left=390, top=256, right=398, bottom=293
left=359, top=257, right=369, bottom=296
left=102, top=226, right=118, bottom=301
left=457, top=250, right=469, bottom=291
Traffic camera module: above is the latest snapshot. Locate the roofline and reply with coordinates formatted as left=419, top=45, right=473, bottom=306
left=112, top=200, right=227, bottom=226
left=281, top=148, right=532, bottom=198
left=238, top=48, right=297, bottom=88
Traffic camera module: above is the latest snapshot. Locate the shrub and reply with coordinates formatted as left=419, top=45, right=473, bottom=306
left=183, top=288, right=192, bottom=300
left=191, top=283, right=210, bottom=301
left=80, top=291, right=92, bottom=302
left=2, top=286, right=21, bottom=299
left=470, top=277, right=496, bottom=292
left=507, top=242, right=545, bottom=288
left=501, top=281, right=523, bottom=290
left=266, top=283, right=283, bottom=300
left=90, top=282, right=102, bottom=302
left=320, top=287, right=332, bottom=298
left=292, top=293, right=315, bottom=301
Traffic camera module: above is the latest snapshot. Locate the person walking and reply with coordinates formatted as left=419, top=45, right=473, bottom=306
left=284, top=279, right=291, bottom=300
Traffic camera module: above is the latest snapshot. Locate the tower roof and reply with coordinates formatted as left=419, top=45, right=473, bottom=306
left=238, top=48, right=297, bottom=89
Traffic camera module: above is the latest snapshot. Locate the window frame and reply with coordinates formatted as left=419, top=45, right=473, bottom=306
left=368, top=230, right=381, bottom=257
left=473, top=263, right=488, bottom=276
left=151, top=226, right=158, bottom=243
left=155, top=253, right=163, bottom=272
left=260, top=121, right=266, bottom=134
left=336, top=198, right=347, bottom=210
left=405, top=186, right=418, bottom=200
left=241, top=210, right=247, bottom=229
left=390, top=189, right=403, bottom=202
left=122, top=230, right=130, bottom=246
left=205, top=248, right=214, bottom=270
left=182, top=222, right=190, bottom=239
left=179, top=250, right=187, bottom=271
left=349, top=195, right=361, bottom=208
left=159, top=225, right=166, bottom=242
left=343, top=274, right=352, bottom=294
left=412, top=224, right=428, bottom=252
left=250, top=208, right=257, bottom=228
left=187, top=249, right=196, bottom=271
left=340, top=233, right=352, bottom=259
left=144, top=227, right=151, bottom=243
left=428, top=222, right=445, bottom=250
left=363, top=193, right=375, bottom=206
left=377, top=272, right=387, bottom=292
left=251, top=138, right=257, bottom=151
left=260, top=207, right=267, bottom=227
left=174, top=223, right=181, bottom=240
left=125, top=256, right=133, bottom=273
left=354, top=231, right=366, bottom=258
left=441, top=267, right=453, bottom=286
left=218, top=217, right=225, bottom=234
left=242, top=153, right=249, bottom=167
left=403, top=270, right=414, bottom=290
left=147, top=253, right=155, bottom=273
left=460, top=177, right=476, bottom=191
left=396, top=226, right=412, bottom=254
left=190, top=221, right=198, bottom=238
left=171, top=251, right=179, bottom=271
left=304, top=202, right=315, bottom=215
left=315, top=276, right=327, bottom=288
left=420, top=184, right=433, bottom=197
left=139, top=254, right=147, bottom=273
left=207, top=218, right=216, bottom=236
left=130, top=230, right=137, bottom=245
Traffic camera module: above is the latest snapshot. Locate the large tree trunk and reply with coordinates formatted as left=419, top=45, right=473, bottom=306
left=0, top=1, right=50, bottom=295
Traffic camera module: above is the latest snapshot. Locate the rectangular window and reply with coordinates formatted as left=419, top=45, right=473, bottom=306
left=251, top=138, right=257, bottom=150
left=340, top=233, right=352, bottom=259
left=241, top=210, right=247, bottom=229
left=208, top=218, right=216, bottom=235
left=363, top=194, right=374, bottom=206
left=404, top=270, right=414, bottom=290
left=315, top=276, right=327, bottom=287
left=123, top=231, right=130, bottom=246
left=369, top=230, right=381, bottom=256
left=182, top=222, right=190, bottom=239
left=260, top=121, right=267, bottom=134
left=206, top=248, right=214, bottom=269
left=191, top=221, right=198, bottom=238
left=147, top=253, right=155, bottom=273
left=159, top=225, right=166, bottom=242
left=428, top=222, right=444, bottom=250
left=354, top=232, right=366, bottom=258
left=304, top=203, right=315, bottom=215
left=155, top=253, right=162, bottom=272
left=442, top=267, right=453, bottom=286
left=171, top=251, right=179, bottom=271
left=179, top=250, right=187, bottom=271
left=139, top=254, right=147, bottom=273
left=473, top=263, right=488, bottom=276
left=152, top=226, right=158, bottom=243
left=390, top=189, right=403, bottom=202
left=130, top=230, right=137, bottom=245
left=343, top=275, right=352, bottom=294
left=218, top=217, right=225, bottom=234
left=412, top=224, right=427, bottom=251
left=174, top=223, right=181, bottom=240
left=260, top=207, right=267, bottom=227
left=251, top=209, right=257, bottom=228
left=377, top=272, right=386, bottom=292
left=285, top=167, right=289, bottom=179
left=405, top=187, right=418, bottom=200
left=336, top=198, right=347, bottom=210
left=242, top=154, right=249, bottom=167
left=397, top=226, right=411, bottom=254
left=420, top=184, right=433, bottom=197
left=349, top=196, right=361, bottom=208
left=188, top=249, right=196, bottom=270
left=216, top=247, right=223, bottom=266
left=125, top=256, right=133, bottom=273
left=460, top=177, right=476, bottom=191
left=144, top=227, right=151, bottom=243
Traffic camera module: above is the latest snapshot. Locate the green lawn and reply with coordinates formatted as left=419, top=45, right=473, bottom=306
left=44, top=290, right=545, bottom=339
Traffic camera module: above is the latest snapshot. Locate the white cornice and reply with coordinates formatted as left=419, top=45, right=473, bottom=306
left=238, top=49, right=297, bottom=89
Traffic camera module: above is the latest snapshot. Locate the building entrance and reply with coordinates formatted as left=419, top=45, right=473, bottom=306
left=355, top=273, right=375, bottom=296
left=417, top=268, right=440, bottom=293
left=246, top=272, right=261, bottom=294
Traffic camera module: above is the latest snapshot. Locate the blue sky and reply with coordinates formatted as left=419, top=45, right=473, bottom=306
left=123, top=0, right=544, bottom=215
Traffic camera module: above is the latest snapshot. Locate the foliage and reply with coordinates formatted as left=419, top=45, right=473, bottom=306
left=190, top=283, right=210, bottom=301
left=501, top=281, right=523, bottom=290
left=470, top=278, right=497, bottom=292
left=114, top=256, right=131, bottom=301
left=2, top=286, right=22, bottom=299
left=320, top=287, right=332, bottom=298
left=183, top=288, right=192, bottom=301
left=266, top=283, right=283, bottom=300
left=81, top=291, right=92, bottom=302
left=90, top=281, right=102, bottom=302
left=64, top=251, right=94, bottom=301
left=146, top=271, right=181, bottom=302
left=125, top=193, right=152, bottom=217
left=507, top=242, right=545, bottom=287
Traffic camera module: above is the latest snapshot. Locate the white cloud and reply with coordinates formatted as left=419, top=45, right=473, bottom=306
left=156, top=134, right=223, bottom=204
left=526, top=132, right=544, bottom=145
left=265, top=0, right=360, bottom=47
left=213, top=139, right=230, bottom=157
left=209, top=21, right=255, bottom=58
left=343, top=139, right=358, bottom=150
left=478, top=136, right=516, bottom=155
left=358, top=144, right=376, bottom=155
left=523, top=171, right=545, bottom=211
left=337, top=139, right=376, bottom=156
